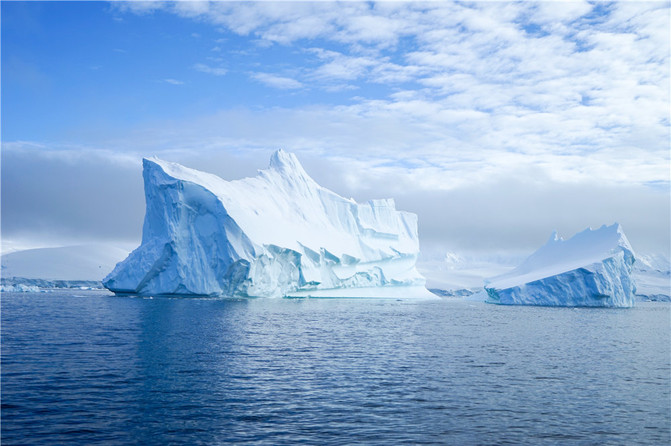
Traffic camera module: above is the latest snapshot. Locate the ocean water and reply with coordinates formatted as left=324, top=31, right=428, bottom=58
left=2, top=291, right=669, bottom=445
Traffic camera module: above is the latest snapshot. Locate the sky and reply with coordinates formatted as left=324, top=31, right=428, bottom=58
left=2, top=0, right=670, bottom=258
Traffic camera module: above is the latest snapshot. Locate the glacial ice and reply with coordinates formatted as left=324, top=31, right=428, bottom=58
left=484, top=223, right=636, bottom=307
left=103, top=150, right=433, bottom=298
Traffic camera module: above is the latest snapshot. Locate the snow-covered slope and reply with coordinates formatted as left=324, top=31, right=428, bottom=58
left=1, top=244, right=131, bottom=281
left=484, top=224, right=636, bottom=307
left=103, top=150, right=433, bottom=298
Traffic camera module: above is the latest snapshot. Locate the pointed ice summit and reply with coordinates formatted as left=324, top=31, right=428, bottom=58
left=103, top=150, right=433, bottom=298
left=484, top=223, right=636, bottom=307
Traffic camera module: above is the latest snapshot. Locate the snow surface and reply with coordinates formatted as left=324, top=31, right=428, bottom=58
left=484, top=224, right=636, bottom=307
left=103, top=150, right=434, bottom=298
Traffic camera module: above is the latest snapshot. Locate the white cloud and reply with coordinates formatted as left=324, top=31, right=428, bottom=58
left=162, top=78, right=184, bottom=85
left=532, top=0, right=594, bottom=25
left=304, top=48, right=422, bottom=85
left=193, top=63, right=227, bottom=76
left=172, top=0, right=210, bottom=17
left=11, top=1, right=667, bottom=252
left=88, top=2, right=671, bottom=191
left=4, top=138, right=668, bottom=255
left=111, top=1, right=166, bottom=15
left=308, top=49, right=376, bottom=81
left=132, top=1, right=669, bottom=139
left=250, top=72, right=303, bottom=90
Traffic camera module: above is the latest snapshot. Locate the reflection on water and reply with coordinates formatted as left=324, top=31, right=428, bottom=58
left=2, top=291, right=670, bottom=445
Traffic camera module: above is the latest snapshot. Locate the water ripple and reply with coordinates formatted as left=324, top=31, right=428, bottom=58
left=1, top=291, right=669, bottom=445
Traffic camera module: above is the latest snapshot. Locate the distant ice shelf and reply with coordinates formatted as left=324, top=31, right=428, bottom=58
left=484, top=223, right=636, bottom=307
left=0, top=277, right=104, bottom=293
left=103, top=150, right=434, bottom=299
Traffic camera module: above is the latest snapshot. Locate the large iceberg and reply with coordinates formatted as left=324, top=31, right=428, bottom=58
left=103, top=150, right=433, bottom=298
left=484, top=224, right=636, bottom=307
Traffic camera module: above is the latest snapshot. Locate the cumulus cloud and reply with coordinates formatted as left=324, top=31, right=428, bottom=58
left=157, top=2, right=669, bottom=186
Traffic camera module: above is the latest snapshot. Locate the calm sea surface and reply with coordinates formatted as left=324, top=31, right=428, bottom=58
left=2, top=291, right=669, bottom=445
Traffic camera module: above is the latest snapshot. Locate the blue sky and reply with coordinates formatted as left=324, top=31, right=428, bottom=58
left=3, top=1, right=407, bottom=141
left=2, top=1, right=670, bottom=255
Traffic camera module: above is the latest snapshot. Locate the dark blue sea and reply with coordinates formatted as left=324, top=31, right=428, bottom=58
left=2, top=291, right=669, bottom=445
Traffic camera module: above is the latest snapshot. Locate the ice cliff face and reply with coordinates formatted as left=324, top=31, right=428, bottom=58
left=484, top=224, right=636, bottom=307
left=103, top=150, right=432, bottom=298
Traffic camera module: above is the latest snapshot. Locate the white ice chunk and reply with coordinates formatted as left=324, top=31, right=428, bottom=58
left=484, top=223, right=636, bottom=307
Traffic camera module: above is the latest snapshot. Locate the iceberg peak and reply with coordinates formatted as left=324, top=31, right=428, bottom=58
left=261, top=149, right=321, bottom=192
left=268, top=149, right=311, bottom=178
left=269, top=149, right=300, bottom=171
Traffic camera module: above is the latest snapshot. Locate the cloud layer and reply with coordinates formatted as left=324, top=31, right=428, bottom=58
left=2, top=1, right=669, bottom=256
left=108, top=1, right=670, bottom=188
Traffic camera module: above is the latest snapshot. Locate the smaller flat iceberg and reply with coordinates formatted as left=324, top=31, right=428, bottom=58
left=484, top=223, right=636, bottom=307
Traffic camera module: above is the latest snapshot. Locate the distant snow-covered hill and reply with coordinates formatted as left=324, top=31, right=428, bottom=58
left=1, top=244, right=131, bottom=281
